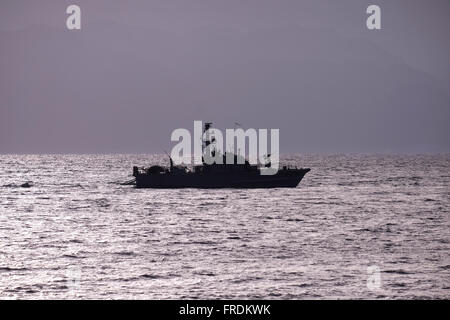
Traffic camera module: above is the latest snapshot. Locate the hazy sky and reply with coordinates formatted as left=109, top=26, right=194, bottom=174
left=1, top=0, right=449, bottom=153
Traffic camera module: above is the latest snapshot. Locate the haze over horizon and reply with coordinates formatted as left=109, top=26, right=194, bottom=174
left=1, top=0, right=449, bottom=154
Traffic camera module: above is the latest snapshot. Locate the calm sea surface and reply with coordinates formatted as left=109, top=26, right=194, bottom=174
left=0, top=154, right=448, bottom=299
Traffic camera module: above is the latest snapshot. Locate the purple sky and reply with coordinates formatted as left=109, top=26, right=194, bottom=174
left=1, top=0, right=449, bottom=153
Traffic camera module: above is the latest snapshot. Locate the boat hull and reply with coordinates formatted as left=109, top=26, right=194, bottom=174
left=135, top=168, right=310, bottom=189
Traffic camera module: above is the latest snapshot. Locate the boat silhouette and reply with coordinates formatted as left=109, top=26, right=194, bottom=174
left=132, top=122, right=310, bottom=188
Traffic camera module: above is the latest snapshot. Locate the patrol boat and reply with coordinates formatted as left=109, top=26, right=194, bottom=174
left=132, top=123, right=310, bottom=188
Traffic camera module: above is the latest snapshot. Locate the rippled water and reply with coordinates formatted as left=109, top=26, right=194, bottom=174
left=0, top=154, right=448, bottom=299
